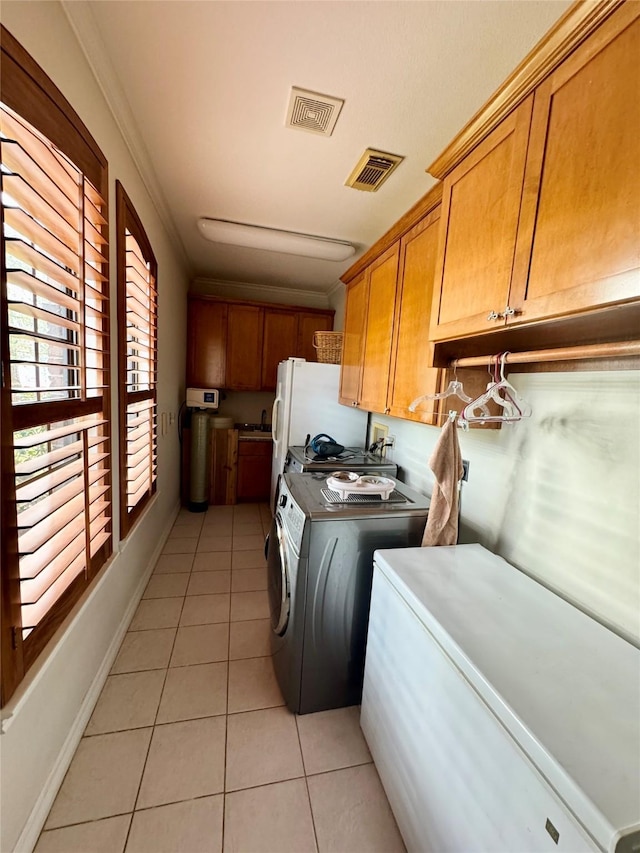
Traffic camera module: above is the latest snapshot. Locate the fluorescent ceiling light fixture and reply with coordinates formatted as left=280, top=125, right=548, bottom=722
left=197, top=218, right=355, bottom=262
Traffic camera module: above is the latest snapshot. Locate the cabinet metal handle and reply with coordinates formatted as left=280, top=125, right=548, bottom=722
left=487, top=310, right=502, bottom=321
left=385, top=407, right=390, bottom=414
left=502, top=306, right=521, bottom=317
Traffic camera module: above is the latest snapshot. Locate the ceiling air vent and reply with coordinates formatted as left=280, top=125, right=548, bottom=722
left=286, top=87, right=344, bottom=137
left=345, top=149, right=404, bottom=192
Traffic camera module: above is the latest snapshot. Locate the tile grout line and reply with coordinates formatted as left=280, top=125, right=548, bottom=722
left=39, top=537, right=192, bottom=844
left=222, top=502, right=268, bottom=849
left=122, top=540, right=193, bottom=850
left=124, top=517, right=203, bottom=846
left=295, top=715, right=321, bottom=853
left=44, top=506, right=273, bottom=849
left=221, top=504, right=238, bottom=852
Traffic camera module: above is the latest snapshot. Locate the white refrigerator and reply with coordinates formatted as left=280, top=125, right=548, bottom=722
left=270, top=358, right=368, bottom=509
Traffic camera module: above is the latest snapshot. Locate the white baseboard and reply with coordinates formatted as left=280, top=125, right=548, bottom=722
left=13, top=501, right=179, bottom=853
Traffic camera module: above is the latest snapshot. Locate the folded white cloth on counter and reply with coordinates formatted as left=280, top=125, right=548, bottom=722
left=422, top=417, right=463, bottom=546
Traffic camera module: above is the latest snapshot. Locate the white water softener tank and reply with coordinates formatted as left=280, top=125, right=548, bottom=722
left=187, top=388, right=220, bottom=513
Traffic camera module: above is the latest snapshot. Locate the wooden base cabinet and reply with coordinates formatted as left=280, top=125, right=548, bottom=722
left=236, top=440, right=271, bottom=502
left=430, top=4, right=640, bottom=343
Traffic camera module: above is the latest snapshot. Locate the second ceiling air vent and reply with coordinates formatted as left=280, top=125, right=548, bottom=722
left=286, top=87, right=344, bottom=136
left=345, top=148, right=404, bottom=192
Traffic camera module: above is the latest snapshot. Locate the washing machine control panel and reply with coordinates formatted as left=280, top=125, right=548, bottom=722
left=279, top=485, right=305, bottom=545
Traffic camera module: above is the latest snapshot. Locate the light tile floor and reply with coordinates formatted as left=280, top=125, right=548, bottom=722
left=36, top=503, right=405, bottom=853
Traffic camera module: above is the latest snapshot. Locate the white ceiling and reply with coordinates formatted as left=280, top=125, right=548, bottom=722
left=65, top=0, right=571, bottom=296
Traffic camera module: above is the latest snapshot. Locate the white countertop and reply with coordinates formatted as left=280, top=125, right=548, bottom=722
left=374, top=544, right=640, bottom=852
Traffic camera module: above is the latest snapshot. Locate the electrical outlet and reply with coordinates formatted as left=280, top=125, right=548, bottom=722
left=371, top=422, right=388, bottom=447
left=383, top=435, right=396, bottom=459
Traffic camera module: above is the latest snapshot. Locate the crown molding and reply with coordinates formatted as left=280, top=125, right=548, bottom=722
left=61, top=1, right=191, bottom=273
left=427, top=0, right=625, bottom=179
left=326, top=280, right=345, bottom=300
left=191, top=277, right=331, bottom=310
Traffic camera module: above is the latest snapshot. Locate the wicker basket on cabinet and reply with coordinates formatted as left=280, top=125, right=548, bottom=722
left=313, top=331, right=343, bottom=364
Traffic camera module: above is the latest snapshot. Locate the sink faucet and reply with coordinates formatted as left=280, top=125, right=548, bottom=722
left=261, top=409, right=267, bottom=429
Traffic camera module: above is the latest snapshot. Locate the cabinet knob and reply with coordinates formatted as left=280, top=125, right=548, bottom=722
left=385, top=407, right=390, bottom=414
left=487, top=310, right=502, bottom=321
left=502, top=306, right=520, bottom=317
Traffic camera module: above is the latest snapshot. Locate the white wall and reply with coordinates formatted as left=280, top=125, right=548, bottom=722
left=0, top=4, right=190, bottom=851
left=217, top=390, right=276, bottom=426
left=328, top=282, right=346, bottom=331
left=371, top=370, right=640, bottom=646
left=191, top=276, right=332, bottom=310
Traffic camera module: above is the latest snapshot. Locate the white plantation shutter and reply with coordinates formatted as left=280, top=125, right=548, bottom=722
left=1, top=27, right=111, bottom=701
left=117, top=182, right=157, bottom=535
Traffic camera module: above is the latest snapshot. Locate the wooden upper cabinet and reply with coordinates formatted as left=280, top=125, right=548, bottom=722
left=339, top=273, right=369, bottom=407
left=297, top=311, right=333, bottom=362
left=430, top=3, right=640, bottom=343
left=511, top=4, right=640, bottom=323
left=430, top=96, right=533, bottom=341
left=388, top=209, right=441, bottom=424
left=187, top=297, right=334, bottom=391
left=186, top=298, right=227, bottom=387
left=226, top=304, right=263, bottom=390
left=359, top=244, right=400, bottom=414
left=261, top=309, right=298, bottom=391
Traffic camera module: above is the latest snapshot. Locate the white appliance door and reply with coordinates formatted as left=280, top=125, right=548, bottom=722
left=270, top=358, right=296, bottom=510
left=270, top=359, right=369, bottom=511
left=287, top=361, right=367, bottom=448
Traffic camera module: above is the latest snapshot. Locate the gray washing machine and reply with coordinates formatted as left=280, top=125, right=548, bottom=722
left=266, top=472, right=429, bottom=714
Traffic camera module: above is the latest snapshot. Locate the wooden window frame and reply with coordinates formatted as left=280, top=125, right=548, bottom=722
left=1, top=26, right=111, bottom=706
left=116, top=181, right=158, bottom=538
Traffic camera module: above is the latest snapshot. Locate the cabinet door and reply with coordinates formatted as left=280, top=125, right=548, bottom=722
left=510, top=5, right=640, bottom=324
left=261, top=309, right=298, bottom=391
left=297, top=311, right=333, bottom=362
left=359, top=244, right=400, bottom=414
left=388, top=210, right=441, bottom=424
left=226, top=304, right=263, bottom=390
left=339, top=273, right=368, bottom=406
left=236, top=441, right=272, bottom=502
left=186, top=299, right=227, bottom=387
left=430, top=96, right=533, bottom=341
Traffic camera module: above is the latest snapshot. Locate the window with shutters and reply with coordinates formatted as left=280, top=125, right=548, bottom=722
left=116, top=182, right=157, bottom=536
left=1, top=27, right=111, bottom=705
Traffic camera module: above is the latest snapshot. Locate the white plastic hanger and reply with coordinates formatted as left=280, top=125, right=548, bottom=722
left=409, top=369, right=473, bottom=413
left=460, top=353, right=532, bottom=425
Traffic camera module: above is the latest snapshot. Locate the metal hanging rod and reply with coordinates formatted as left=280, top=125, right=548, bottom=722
left=450, top=340, right=640, bottom=369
